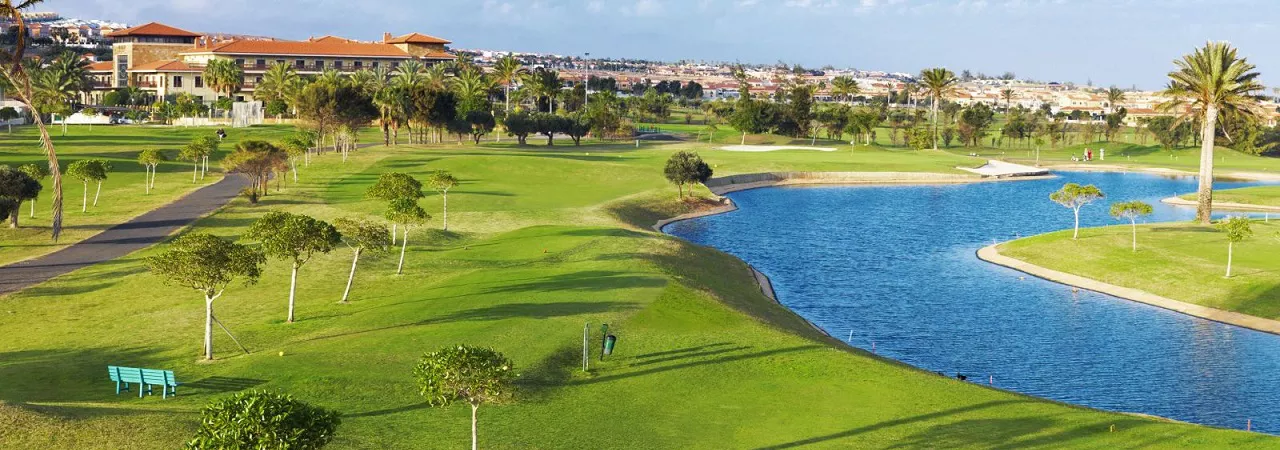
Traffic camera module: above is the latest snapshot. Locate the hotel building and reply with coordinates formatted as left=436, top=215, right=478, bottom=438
left=88, top=22, right=455, bottom=104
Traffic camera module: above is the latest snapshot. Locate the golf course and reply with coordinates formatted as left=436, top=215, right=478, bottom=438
left=2, top=124, right=1277, bottom=448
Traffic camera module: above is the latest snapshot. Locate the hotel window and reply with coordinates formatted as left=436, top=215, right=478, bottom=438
left=235, top=58, right=245, bottom=66
left=255, top=76, right=263, bottom=84
left=295, top=59, right=305, bottom=68
left=276, top=59, right=284, bottom=65
left=173, top=76, right=183, bottom=87
left=315, top=60, right=324, bottom=69
left=255, top=59, right=265, bottom=67
left=371, top=61, right=379, bottom=69
left=391, top=62, right=399, bottom=69
left=353, top=61, right=362, bottom=69
left=195, top=76, right=204, bottom=88
left=333, top=61, right=343, bottom=69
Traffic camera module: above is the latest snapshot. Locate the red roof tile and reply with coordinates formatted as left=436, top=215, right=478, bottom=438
left=385, top=32, right=451, bottom=45
left=87, top=61, right=112, bottom=71
left=193, top=39, right=411, bottom=58
left=131, top=59, right=203, bottom=72
left=106, top=22, right=201, bottom=38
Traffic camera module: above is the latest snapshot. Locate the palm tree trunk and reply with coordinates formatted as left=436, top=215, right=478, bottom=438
left=931, top=95, right=939, bottom=150
left=1195, top=105, right=1218, bottom=224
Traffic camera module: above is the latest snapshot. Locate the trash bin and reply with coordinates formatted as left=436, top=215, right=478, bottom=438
left=603, top=335, right=617, bottom=356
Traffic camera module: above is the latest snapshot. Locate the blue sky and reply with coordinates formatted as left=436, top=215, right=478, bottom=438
left=60, top=0, right=1277, bottom=89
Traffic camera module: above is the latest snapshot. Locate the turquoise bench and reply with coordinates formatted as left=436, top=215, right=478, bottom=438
left=107, top=366, right=180, bottom=399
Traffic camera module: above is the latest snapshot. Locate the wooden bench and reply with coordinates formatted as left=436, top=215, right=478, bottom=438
left=107, top=366, right=180, bottom=399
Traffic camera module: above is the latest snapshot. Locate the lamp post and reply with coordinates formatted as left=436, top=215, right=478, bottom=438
left=584, top=52, right=591, bottom=95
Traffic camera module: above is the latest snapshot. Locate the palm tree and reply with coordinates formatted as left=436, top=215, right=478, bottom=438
left=453, top=68, right=494, bottom=113
left=919, top=68, right=959, bottom=150
left=1105, top=87, right=1125, bottom=113
left=1160, top=41, right=1264, bottom=224
left=257, top=62, right=299, bottom=104
left=422, top=63, right=449, bottom=92
left=1001, top=88, right=1014, bottom=113
left=830, top=76, right=859, bottom=103
left=202, top=58, right=243, bottom=106
left=523, top=68, right=562, bottom=113
left=316, top=69, right=344, bottom=87
left=393, top=60, right=425, bottom=89
left=493, top=54, right=527, bottom=112
left=373, top=86, right=406, bottom=146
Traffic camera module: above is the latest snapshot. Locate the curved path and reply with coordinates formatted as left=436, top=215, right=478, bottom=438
left=0, top=175, right=248, bottom=296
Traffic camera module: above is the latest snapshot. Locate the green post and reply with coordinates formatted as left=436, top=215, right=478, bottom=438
left=600, top=323, right=609, bottom=359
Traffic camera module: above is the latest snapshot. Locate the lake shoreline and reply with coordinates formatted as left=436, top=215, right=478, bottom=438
left=977, top=244, right=1280, bottom=336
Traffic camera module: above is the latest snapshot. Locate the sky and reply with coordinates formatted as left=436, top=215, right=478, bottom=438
left=55, top=0, right=1280, bottom=89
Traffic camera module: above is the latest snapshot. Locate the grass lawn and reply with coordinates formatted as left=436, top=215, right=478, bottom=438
left=1000, top=220, right=1280, bottom=319
left=0, top=129, right=1272, bottom=448
left=1178, top=186, right=1280, bottom=207
left=955, top=140, right=1280, bottom=175
left=0, top=124, right=298, bottom=265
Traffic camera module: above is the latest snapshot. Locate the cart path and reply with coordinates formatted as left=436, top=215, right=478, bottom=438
left=0, top=174, right=248, bottom=297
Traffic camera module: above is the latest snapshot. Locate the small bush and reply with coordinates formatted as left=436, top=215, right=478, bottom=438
left=187, top=390, right=340, bottom=450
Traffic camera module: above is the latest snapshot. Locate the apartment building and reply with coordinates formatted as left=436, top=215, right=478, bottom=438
left=89, top=22, right=455, bottom=104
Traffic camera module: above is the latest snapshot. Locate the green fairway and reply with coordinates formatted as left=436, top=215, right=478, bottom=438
left=0, top=124, right=297, bottom=265
left=0, top=128, right=1272, bottom=448
left=1000, top=220, right=1280, bottom=319
left=955, top=140, right=1280, bottom=174
left=1179, top=186, right=1280, bottom=207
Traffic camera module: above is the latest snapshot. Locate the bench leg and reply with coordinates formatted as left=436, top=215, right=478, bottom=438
left=115, top=381, right=121, bottom=395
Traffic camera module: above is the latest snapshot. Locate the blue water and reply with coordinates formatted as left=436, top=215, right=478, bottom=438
left=664, top=171, right=1280, bottom=433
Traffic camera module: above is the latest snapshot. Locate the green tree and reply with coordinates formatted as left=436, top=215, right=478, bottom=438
left=830, top=76, right=859, bottom=103
left=148, top=233, right=264, bottom=360
left=0, top=1, right=67, bottom=241
left=502, top=111, right=535, bottom=145
left=1161, top=42, right=1264, bottom=224
left=334, top=217, right=391, bottom=304
left=186, top=390, right=340, bottom=449
left=0, top=105, right=18, bottom=133
left=244, top=212, right=341, bottom=323
left=1050, top=183, right=1105, bottom=240
left=17, top=163, right=48, bottom=219
left=366, top=172, right=424, bottom=242
left=1216, top=215, right=1253, bottom=278
left=1109, top=201, right=1154, bottom=252
left=919, top=68, right=959, bottom=150
left=426, top=170, right=459, bottom=231
left=465, top=110, right=496, bottom=144
left=137, top=149, right=166, bottom=194
left=280, top=132, right=313, bottom=182
left=65, top=159, right=109, bottom=212
left=493, top=54, right=528, bottom=113
left=0, top=165, right=41, bottom=227
left=203, top=58, right=244, bottom=114
left=223, top=140, right=286, bottom=201
left=663, top=151, right=714, bottom=199
left=414, top=345, right=516, bottom=450
left=386, top=198, right=430, bottom=275
left=1001, top=88, right=1015, bottom=113
left=1106, top=86, right=1126, bottom=112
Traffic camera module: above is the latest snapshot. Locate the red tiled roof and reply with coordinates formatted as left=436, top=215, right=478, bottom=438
left=385, top=32, right=450, bottom=45
left=422, top=50, right=456, bottom=60
left=131, top=59, right=202, bottom=72
left=105, top=22, right=201, bottom=38
left=193, top=39, right=411, bottom=58
left=87, top=61, right=112, bottom=71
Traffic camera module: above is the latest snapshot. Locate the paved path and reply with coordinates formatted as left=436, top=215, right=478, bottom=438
left=0, top=175, right=248, bottom=296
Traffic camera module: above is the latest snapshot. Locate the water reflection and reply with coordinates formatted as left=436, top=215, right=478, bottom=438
left=664, top=171, right=1280, bottom=433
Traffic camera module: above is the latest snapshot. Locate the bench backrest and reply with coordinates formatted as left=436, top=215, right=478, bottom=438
left=107, top=366, right=178, bottom=386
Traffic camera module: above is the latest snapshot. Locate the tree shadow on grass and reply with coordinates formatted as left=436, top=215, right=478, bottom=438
left=183, top=376, right=267, bottom=394
left=884, top=416, right=1176, bottom=450
left=573, top=345, right=821, bottom=387
left=753, top=400, right=1032, bottom=449
left=303, top=301, right=639, bottom=343
left=0, top=347, right=172, bottom=404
